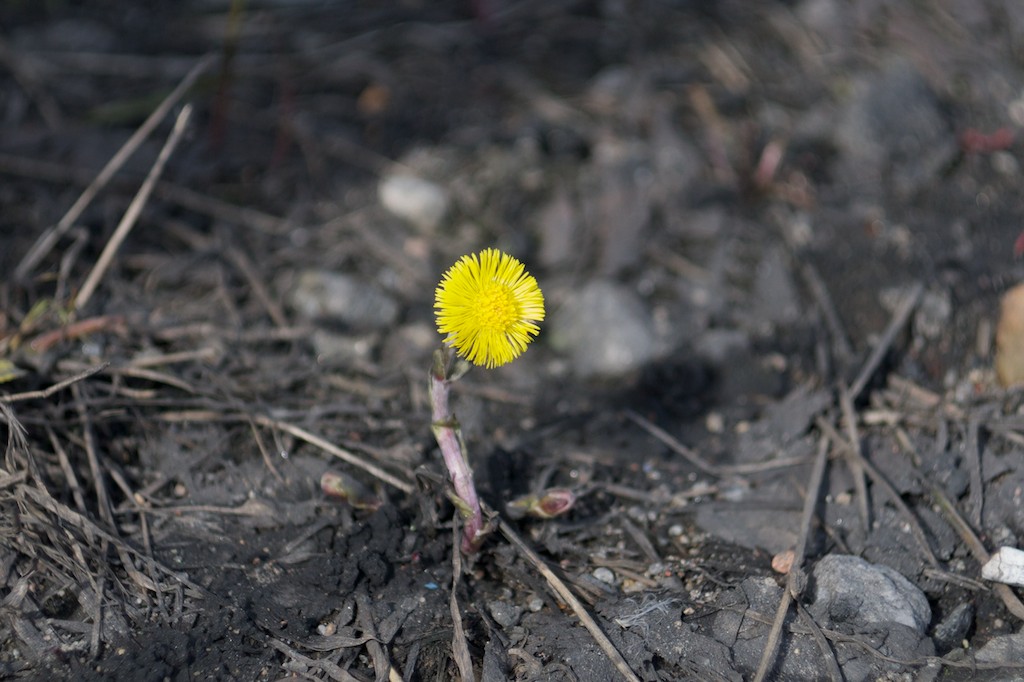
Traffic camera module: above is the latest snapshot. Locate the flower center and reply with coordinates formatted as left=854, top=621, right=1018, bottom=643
left=476, top=283, right=517, bottom=331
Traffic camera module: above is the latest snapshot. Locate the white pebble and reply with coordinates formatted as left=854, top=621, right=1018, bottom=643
left=378, top=174, right=449, bottom=231
left=981, top=547, right=1024, bottom=587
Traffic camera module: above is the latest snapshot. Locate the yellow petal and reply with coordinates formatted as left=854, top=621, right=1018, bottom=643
left=434, top=249, right=545, bottom=368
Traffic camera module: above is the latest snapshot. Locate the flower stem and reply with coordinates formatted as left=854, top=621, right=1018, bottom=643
left=430, top=349, right=486, bottom=553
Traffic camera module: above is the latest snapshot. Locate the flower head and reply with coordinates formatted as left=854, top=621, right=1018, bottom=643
left=435, top=248, right=545, bottom=368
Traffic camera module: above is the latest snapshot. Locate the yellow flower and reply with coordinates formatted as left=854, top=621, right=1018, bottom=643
left=435, top=248, right=545, bottom=368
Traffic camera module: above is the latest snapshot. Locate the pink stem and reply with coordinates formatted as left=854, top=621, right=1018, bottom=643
left=430, top=368, right=485, bottom=553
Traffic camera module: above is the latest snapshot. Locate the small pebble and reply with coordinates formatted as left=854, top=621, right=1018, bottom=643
left=976, top=629, right=1024, bottom=666
left=288, top=270, right=398, bottom=330
left=981, top=546, right=1024, bottom=587
left=549, top=280, right=656, bottom=377
left=809, top=554, right=931, bottom=634
left=593, top=567, right=616, bottom=584
left=487, top=600, right=523, bottom=628
left=750, top=246, right=800, bottom=329
left=772, top=549, right=796, bottom=575
left=312, top=330, right=376, bottom=366
left=932, top=602, right=974, bottom=653
left=378, top=173, right=449, bottom=231
left=992, top=150, right=1019, bottom=175
left=834, top=59, right=955, bottom=197
left=705, top=412, right=724, bottom=434
left=915, top=289, right=952, bottom=340
left=622, top=579, right=646, bottom=594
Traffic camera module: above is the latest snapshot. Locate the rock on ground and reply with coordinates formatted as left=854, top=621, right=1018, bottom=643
left=378, top=173, right=450, bottom=232
left=548, top=280, right=657, bottom=378
left=809, top=554, right=931, bottom=633
left=287, top=270, right=399, bottom=330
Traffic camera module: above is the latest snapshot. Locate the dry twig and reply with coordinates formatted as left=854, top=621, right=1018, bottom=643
left=815, top=416, right=939, bottom=567
left=752, top=436, right=833, bottom=682
left=626, top=410, right=810, bottom=476
left=930, top=485, right=1024, bottom=621
left=848, top=283, right=923, bottom=400
left=355, top=589, right=405, bottom=682
left=266, top=636, right=362, bottom=682
left=14, top=53, right=214, bottom=281
left=75, top=104, right=194, bottom=311
left=156, top=409, right=415, bottom=494
left=800, top=262, right=853, bottom=366
left=28, top=316, right=126, bottom=353
left=1, top=363, right=109, bottom=403
left=0, top=400, right=30, bottom=472
left=0, top=151, right=292, bottom=236
left=839, top=388, right=871, bottom=530
left=964, top=415, right=984, bottom=528
left=497, top=516, right=642, bottom=682
left=225, top=246, right=289, bottom=328
left=18, top=483, right=210, bottom=598
left=0, top=33, right=62, bottom=129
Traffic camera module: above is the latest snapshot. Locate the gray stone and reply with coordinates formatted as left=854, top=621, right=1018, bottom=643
left=744, top=386, right=831, bottom=455
left=981, top=546, right=1024, bottom=587
left=288, top=270, right=399, bottom=330
left=834, top=59, right=956, bottom=197
left=549, top=280, right=657, bottom=378
left=518, top=610, right=623, bottom=681
left=809, top=554, right=931, bottom=634
left=378, top=173, right=449, bottom=231
left=694, top=328, right=750, bottom=365
left=650, top=100, right=701, bottom=198
left=975, top=628, right=1024, bottom=666
left=713, top=574, right=933, bottom=682
left=982, top=465, right=1024, bottom=538
left=482, top=637, right=510, bottom=682
left=598, top=596, right=741, bottom=680
left=694, top=506, right=801, bottom=554
left=749, top=246, right=801, bottom=330
left=931, top=602, right=973, bottom=653
left=487, top=600, right=523, bottom=628
left=712, top=577, right=822, bottom=681
left=536, top=189, right=578, bottom=269
left=915, top=289, right=952, bottom=340
left=311, top=330, right=376, bottom=366
left=378, top=322, right=437, bottom=368
left=797, top=0, right=854, bottom=56
left=862, top=506, right=939, bottom=580
left=573, top=135, right=654, bottom=277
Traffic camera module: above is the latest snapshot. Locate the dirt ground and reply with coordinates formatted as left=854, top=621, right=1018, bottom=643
left=3, top=1, right=1024, bottom=680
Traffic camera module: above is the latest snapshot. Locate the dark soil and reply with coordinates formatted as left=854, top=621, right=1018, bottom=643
left=2, top=1, right=1024, bottom=681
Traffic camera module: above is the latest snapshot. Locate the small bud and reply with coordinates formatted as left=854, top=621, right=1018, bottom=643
left=320, top=471, right=380, bottom=511
left=507, top=487, right=577, bottom=520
